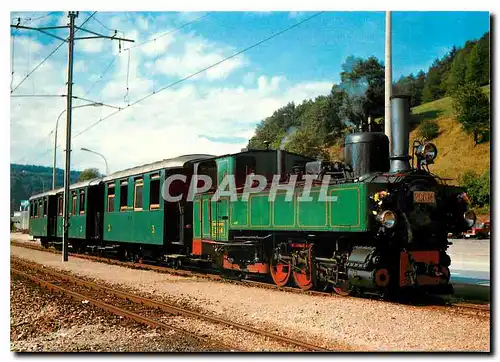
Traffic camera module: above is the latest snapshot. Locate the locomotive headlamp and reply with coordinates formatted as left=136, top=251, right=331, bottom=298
left=378, top=210, right=397, bottom=229
left=464, top=210, right=476, bottom=228
left=417, top=143, right=438, bottom=164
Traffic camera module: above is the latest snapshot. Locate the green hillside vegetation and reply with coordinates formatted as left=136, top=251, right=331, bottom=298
left=409, top=85, right=490, bottom=182
left=10, top=164, right=81, bottom=214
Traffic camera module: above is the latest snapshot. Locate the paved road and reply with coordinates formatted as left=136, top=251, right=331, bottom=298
left=448, top=239, right=490, bottom=286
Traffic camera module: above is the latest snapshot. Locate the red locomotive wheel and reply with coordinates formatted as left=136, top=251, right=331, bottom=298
left=270, top=262, right=291, bottom=287
left=293, top=267, right=313, bottom=291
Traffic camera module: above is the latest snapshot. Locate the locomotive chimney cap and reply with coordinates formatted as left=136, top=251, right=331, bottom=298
left=390, top=94, right=411, bottom=100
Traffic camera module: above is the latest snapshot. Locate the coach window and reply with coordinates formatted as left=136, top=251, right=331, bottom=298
left=150, top=174, right=160, bottom=210
left=134, top=178, right=144, bottom=211
left=72, top=192, right=77, bottom=216
left=43, top=198, right=48, bottom=216
left=120, top=180, right=128, bottom=211
left=39, top=202, right=43, bottom=217
left=79, top=191, right=86, bottom=214
left=31, top=202, right=35, bottom=217
left=58, top=196, right=63, bottom=216
left=107, top=184, right=115, bottom=212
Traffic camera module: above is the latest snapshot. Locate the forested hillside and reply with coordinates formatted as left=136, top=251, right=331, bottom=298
left=10, top=164, right=81, bottom=214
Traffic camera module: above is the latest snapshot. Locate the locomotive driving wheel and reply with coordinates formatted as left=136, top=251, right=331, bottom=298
left=270, top=258, right=291, bottom=287
left=292, top=246, right=314, bottom=291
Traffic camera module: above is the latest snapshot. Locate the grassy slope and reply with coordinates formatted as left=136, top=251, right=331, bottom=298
left=408, top=85, right=490, bottom=184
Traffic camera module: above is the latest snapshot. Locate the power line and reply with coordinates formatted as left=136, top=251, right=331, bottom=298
left=10, top=11, right=99, bottom=95
left=10, top=40, right=66, bottom=94
left=73, top=11, right=324, bottom=139
left=11, top=94, right=66, bottom=98
left=124, top=13, right=211, bottom=51
left=92, top=15, right=117, bottom=33
left=82, top=56, right=117, bottom=96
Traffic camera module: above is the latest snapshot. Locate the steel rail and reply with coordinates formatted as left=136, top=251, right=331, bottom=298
left=11, top=266, right=238, bottom=352
left=12, top=258, right=333, bottom=352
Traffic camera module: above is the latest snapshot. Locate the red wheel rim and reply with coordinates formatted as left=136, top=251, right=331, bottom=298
left=293, top=267, right=313, bottom=291
left=270, top=262, right=291, bottom=287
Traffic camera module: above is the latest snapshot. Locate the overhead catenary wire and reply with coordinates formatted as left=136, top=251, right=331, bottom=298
left=11, top=94, right=66, bottom=98
left=124, top=50, right=131, bottom=105
left=10, top=33, right=16, bottom=92
left=124, top=13, right=211, bottom=51
left=73, top=11, right=324, bottom=139
left=10, top=40, right=66, bottom=94
left=10, top=11, right=98, bottom=94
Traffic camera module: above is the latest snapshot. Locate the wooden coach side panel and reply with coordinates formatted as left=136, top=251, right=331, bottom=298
left=103, top=172, right=165, bottom=245
left=29, top=198, right=49, bottom=237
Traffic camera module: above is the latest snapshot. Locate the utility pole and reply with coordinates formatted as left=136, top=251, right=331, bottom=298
left=11, top=11, right=134, bottom=262
left=62, top=11, right=77, bottom=262
left=385, top=11, right=392, bottom=150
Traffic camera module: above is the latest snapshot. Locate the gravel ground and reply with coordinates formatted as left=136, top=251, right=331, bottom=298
left=10, top=274, right=226, bottom=352
left=10, top=241, right=490, bottom=352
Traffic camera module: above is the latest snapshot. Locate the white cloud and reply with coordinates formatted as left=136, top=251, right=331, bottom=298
left=78, top=38, right=107, bottom=53
left=154, top=37, right=246, bottom=81
left=10, top=13, right=334, bottom=174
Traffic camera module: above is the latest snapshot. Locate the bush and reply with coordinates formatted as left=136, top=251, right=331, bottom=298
left=458, top=169, right=490, bottom=207
left=418, top=119, right=440, bottom=141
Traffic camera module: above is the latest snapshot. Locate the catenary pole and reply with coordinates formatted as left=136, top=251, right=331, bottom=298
left=62, top=11, right=78, bottom=262
left=385, top=11, right=392, bottom=149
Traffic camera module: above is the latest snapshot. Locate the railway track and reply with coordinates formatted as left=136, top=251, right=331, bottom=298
left=11, top=239, right=490, bottom=317
left=11, top=256, right=333, bottom=352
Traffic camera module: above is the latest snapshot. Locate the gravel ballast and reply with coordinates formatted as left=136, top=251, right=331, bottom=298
left=10, top=275, right=226, bottom=352
left=10, top=243, right=490, bottom=352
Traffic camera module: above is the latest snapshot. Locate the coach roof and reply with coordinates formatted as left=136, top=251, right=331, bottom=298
left=101, top=154, right=215, bottom=182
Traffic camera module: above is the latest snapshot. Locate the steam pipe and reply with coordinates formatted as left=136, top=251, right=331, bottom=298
left=389, top=95, right=411, bottom=173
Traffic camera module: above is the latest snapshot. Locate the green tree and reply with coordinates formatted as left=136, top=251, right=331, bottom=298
left=451, top=82, right=490, bottom=146
left=459, top=169, right=490, bottom=207
left=339, top=56, right=385, bottom=127
left=418, top=119, right=440, bottom=141
left=446, top=51, right=468, bottom=94
left=422, top=63, right=443, bottom=102
left=78, top=168, right=100, bottom=182
left=466, top=33, right=489, bottom=86
left=466, top=41, right=483, bottom=84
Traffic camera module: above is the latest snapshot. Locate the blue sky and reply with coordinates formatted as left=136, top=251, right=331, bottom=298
left=10, top=11, right=490, bottom=172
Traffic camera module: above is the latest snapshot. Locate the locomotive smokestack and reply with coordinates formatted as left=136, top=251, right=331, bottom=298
left=277, top=149, right=285, bottom=181
left=389, top=95, right=411, bottom=173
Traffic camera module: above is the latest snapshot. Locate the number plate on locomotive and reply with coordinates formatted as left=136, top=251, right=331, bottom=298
left=413, top=191, right=435, bottom=204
